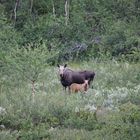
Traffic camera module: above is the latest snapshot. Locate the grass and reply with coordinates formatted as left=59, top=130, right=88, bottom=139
left=0, top=60, right=140, bottom=140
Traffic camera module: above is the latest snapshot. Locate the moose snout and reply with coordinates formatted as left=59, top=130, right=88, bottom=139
left=60, top=73, right=63, bottom=77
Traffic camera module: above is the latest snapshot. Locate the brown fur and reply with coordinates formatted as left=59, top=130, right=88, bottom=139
left=69, top=80, right=89, bottom=93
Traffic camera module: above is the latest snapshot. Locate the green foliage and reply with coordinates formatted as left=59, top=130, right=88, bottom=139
left=65, top=110, right=99, bottom=131
left=0, top=0, right=140, bottom=139
left=119, top=102, right=140, bottom=124
left=1, top=0, right=140, bottom=61
left=6, top=45, right=48, bottom=82
left=1, top=61, right=140, bottom=139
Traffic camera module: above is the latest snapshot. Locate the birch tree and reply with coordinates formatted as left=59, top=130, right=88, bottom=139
left=65, top=0, right=69, bottom=25
left=13, top=0, right=20, bottom=24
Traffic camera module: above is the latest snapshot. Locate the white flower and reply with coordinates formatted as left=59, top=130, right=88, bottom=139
left=75, top=107, right=80, bottom=113
left=0, top=107, right=6, bottom=115
left=49, top=127, right=55, bottom=132
left=0, top=125, right=5, bottom=129
left=84, top=104, right=97, bottom=112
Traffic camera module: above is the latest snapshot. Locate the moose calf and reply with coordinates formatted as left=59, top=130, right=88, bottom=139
left=69, top=80, right=89, bottom=93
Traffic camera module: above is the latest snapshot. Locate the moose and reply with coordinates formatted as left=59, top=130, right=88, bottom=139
left=57, top=64, right=95, bottom=92
left=69, top=80, right=89, bottom=93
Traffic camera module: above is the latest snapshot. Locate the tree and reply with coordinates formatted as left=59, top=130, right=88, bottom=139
left=65, top=0, right=69, bottom=25
left=5, top=44, right=50, bottom=101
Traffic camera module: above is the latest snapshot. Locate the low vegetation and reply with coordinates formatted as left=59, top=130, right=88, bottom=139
left=0, top=61, right=140, bottom=140
left=0, top=0, right=140, bottom=139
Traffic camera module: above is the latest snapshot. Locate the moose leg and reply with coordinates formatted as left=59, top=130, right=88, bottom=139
left=89, top=80, right=93, bottom=89
left=91, top=81, right=94, bottom=89
left=63, top=86, right=68, bottom=94
left=68, top=86, right=71, bottom=94
left=63, top=86, right=66, bottom=91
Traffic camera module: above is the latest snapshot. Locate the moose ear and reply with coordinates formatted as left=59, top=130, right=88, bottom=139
left=57, top=64, right=60, bottom=67
left=64, top=64, right=67, bottom=68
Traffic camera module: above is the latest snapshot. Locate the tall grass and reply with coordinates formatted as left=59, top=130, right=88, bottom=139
left=0, top=60, right=140, bottom=140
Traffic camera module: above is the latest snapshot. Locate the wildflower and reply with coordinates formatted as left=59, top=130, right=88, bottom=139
left=0, top=107, right=6, bottom=115
left=75, top=107, right=80, bottom=113
left=84, top=104, right=97, bottom=112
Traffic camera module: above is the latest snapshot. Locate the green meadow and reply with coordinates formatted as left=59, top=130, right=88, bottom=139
left=0, top=0, right=140, bottom=139
left=1, top=61, right=140, bottom=140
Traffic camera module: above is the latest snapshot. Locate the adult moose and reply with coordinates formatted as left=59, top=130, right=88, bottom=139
left=57, top=64, right=95, bottom=91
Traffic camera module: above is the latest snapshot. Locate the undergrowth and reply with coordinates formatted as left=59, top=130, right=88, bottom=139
left=0, top=60, right=140, bottom=140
